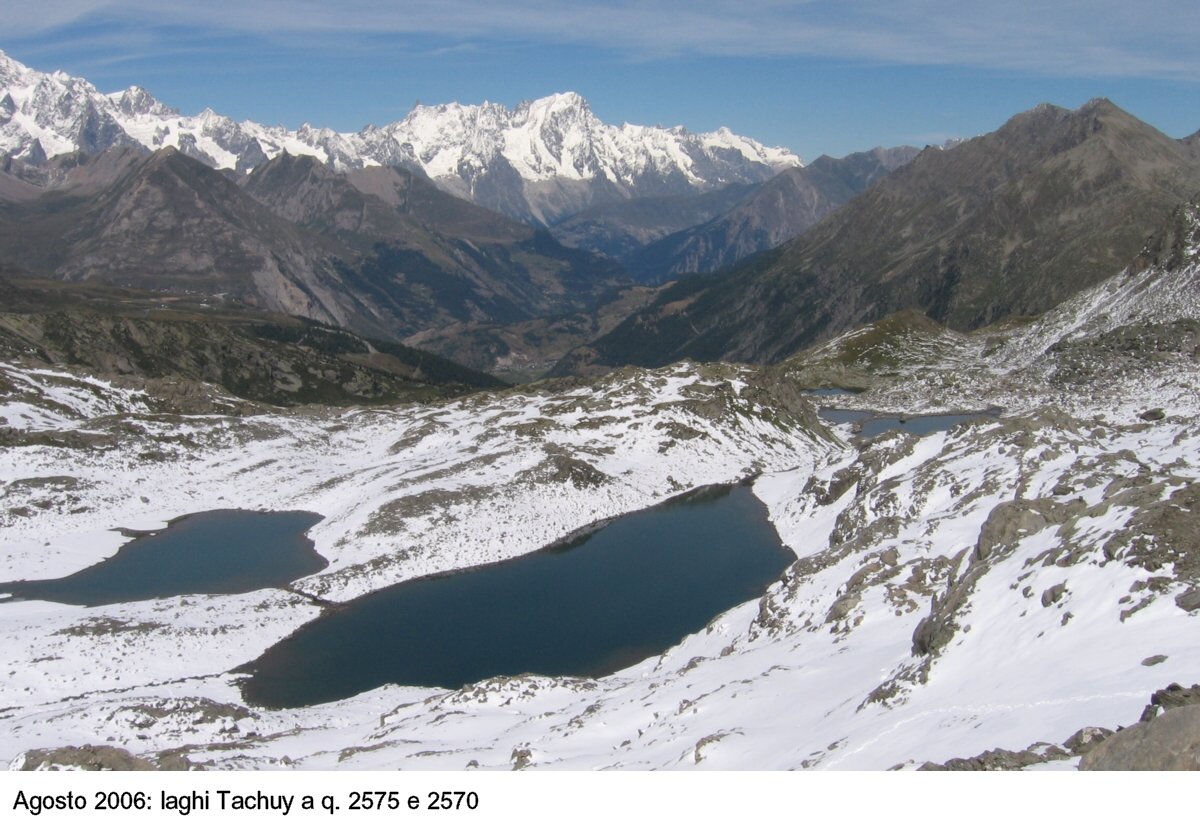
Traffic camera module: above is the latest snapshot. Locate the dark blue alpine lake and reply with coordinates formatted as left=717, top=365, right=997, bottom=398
left=239, top=483, right=792, bottom=707
left=0, top=509, right=325, bottom=606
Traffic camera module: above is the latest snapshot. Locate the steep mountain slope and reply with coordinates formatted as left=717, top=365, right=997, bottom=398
left=0, top=166, right=39, bottom=202
left=565, top=99, right=1200, bottom=370
left=0, top=147, right=626, bottom=361
left=342, top=165, right=533, bottom=244
left=0, top=50, right=799, bottom=225
left=0, top=147, right=369, bottom=328
left=623, top=146, right=920, bottom=281
left=240, top=152, right=626, bottom=335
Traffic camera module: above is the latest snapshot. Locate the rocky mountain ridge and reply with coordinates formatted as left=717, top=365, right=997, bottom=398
left=561, top=98, right=1200, bottom=371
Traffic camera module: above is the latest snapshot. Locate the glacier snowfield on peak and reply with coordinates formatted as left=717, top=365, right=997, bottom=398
left=0, top=50, right=799, bottom=224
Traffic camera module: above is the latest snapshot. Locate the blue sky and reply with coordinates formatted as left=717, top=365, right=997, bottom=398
left=5, top=1, right=1198, bottom=160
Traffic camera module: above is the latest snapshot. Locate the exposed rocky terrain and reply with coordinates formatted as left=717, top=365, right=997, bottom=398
left=778, top=196, right=1200, bottom=419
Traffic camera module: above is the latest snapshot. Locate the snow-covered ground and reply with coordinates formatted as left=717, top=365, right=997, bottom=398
left=2, top=237, right=1199, bottom=770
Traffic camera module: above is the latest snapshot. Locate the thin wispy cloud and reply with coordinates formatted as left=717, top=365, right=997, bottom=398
left=7, top=1, right=1200, bottom=81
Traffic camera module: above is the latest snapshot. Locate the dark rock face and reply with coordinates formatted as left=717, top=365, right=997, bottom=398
left=1041, top=582, right=1068, bottom=607
left=240, top=152, right=626, bottom=339
left=1064, top=727, right=1114, bottom=755
left=919, top=743, right=1071, bottom=771
left=917, top=726, right=1115, bottom=770
left=1049, top=319, right=1200, bottom=388
left=1146, top=683, right=1200, bottom=717
left=1081, top=704, right=1200, bottom=770
left=1175, top=590, right=1200, bottom=612
left=974, top=498, right=1082, bottom=561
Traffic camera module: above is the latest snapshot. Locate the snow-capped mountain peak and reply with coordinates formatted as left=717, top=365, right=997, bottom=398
left=0, top=50, right=802, bottom=224
left=108, top=85, right=177, bottom=118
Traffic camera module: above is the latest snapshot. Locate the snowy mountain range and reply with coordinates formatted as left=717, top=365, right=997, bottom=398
left=0, top=50, right=800, bottom=224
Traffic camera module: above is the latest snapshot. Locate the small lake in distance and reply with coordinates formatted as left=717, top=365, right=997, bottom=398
left=239, top=484, right=793, bottom=708
left=0, top=509, right=325, bottom=606
left=818, top=408, right=999, bottom=438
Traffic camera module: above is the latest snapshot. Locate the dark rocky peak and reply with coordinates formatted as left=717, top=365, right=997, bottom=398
left=241, top=151, right=355, bottom=211
left=2, top=144, right=147, bottom=190
left=247, top=150, right=337, bottom=188
left=990, top=98, right=1164, bottom=159
left=344, top=164, right=534, bottom=244
left=175, top=133, right=217, bottom=167
left=108, top=147, right=252, bottom=215
left=804, top=145, right=921, bottom=190
left=240, top=150, right=365, bottom=228
left=1178, top=129, right=1200, bottom=166
left=570, top=99, right=1200, bottom=371
left=618, top=144, right=920, bottom=281
left=869, top=97, right=1180, bottom=208
left=52, top=146, right=150, bottom=193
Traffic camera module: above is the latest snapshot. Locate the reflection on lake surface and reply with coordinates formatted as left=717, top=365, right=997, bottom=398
left=801, top=387, right=863, bottom=397
left=0, top=510, right=325, bottom=606
left=239, top=484, right=792, bottom=707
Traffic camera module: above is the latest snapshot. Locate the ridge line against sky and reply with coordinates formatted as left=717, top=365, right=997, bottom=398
left=5, top=1, right=1198, bottom=160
